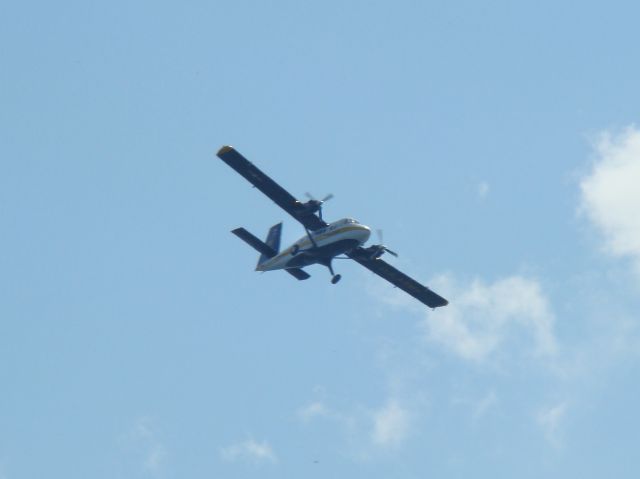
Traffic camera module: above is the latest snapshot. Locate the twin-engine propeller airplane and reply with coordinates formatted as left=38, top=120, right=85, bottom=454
left=217, top=146, right=448, bottom=309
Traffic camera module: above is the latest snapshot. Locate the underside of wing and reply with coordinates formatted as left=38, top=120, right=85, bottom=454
left=217, top=146, right=327, bottom=231
left=348, top=247, right=448, bottom=308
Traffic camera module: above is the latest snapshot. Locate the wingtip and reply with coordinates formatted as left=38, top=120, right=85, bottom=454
left=429, top=300, right=448, bottom=310
left=437, top=297, right=449, bottom=308
left=217, top=145, right=235, bottom=157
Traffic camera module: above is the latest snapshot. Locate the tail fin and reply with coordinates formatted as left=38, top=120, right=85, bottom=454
left=232, top=225, right=310, bottom=280
left=260, top=222, right=282, bottom=266
left=231, top=223, right=283, bottom=269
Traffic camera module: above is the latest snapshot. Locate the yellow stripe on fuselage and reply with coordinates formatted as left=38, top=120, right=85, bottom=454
left=256, top=222, right=370, bottom=272
left=281, top=225, right=365, bottom=254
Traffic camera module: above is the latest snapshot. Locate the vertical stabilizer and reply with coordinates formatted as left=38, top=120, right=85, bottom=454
left=258, top=222, right=282, bottom=267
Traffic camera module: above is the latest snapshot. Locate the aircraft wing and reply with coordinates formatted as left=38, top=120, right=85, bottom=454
left=217, top=146, right=327, bottom=231
left=348, top=247, right=448, bottom=309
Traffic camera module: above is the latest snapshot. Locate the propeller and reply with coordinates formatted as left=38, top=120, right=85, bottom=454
left=370, top=229, right=399, bottom=258
left=304, top=192, right=334, bottom=220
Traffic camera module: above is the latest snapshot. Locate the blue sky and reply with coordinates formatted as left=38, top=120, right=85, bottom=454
left=2, top=1, right=640, bottom=477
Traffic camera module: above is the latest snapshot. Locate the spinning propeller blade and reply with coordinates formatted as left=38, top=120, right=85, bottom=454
left=305, top=192, right=334, bottom=202
left=385, top=247, right=399, bottom=257
left=375, top=229, right=399, bottom=257
left=304, top=192, right=334, bottom=221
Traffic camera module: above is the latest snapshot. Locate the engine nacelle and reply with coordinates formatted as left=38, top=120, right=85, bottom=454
left=303, top=199, right=322, bottom=214
left=366, top=245, right=386, bottom=260
left=294, top=199, right=322, bottom=216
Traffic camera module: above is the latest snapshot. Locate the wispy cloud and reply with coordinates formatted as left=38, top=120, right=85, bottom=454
left=144, top=445, right=165, bottom=473
left=477, top=181, right=490, bottom=199
left=297, top=395, right=414, bottom=455
left=580, top=126, right=640, bottom=274
left=297, top=401, right=330, bottom=422
left=473, top=390, right=498, bottom=421
left=536, top=402, right=568, bottom=449
left=421, top=274, right=558, bottom=363
left=353, top=127, right=640, bottom=456
left=451, top=389, right=499, bottom=422
left=123, top=417, right=167, bottom=476
left=220, top=438, right=277, bottom=464
left=371, top=400, right=410, bottom=448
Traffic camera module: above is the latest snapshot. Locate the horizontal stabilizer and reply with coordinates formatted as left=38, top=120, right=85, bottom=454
left=231, top=228, right=276, bottom=258
left=286, top=268, right=311, bottom=280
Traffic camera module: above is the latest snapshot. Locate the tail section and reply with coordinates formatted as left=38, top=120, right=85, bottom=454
left=259, top=222, right=282, bottom=266
left=231, top=223, right=310, bottom=280
left=230, top=222, right=283, bottom=269
left=231, top=227, right=276, bottom=259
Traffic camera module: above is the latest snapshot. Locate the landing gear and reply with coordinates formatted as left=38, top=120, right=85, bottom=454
left=325, top=260, right=341, bottom=285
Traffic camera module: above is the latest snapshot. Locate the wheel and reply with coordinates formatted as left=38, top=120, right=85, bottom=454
left=331, top=274, right=342, bottom=284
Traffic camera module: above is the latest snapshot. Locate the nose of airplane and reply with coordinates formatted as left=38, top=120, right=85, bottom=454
left=360, top=224, right=371, bottom=242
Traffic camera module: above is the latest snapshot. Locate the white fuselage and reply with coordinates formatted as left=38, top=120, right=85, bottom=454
left=257, top=218, right=371, bottom=271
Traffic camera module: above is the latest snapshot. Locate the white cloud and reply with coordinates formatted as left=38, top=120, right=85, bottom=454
left=536, top=402, right=568, bottom=449
left=126, top=417, right=166, bottom=475
left=296, top=398, right=358, bottom=445
left=473, top=390, right=498, bottom=421
left=477, top=181, right=490, bottom=199
left=220, top=438, right=277, bottom=464
left=580, top=126, right=640, bottom=272
left=143, top=444, right=165, bottom=473
left=371, top=400, right=410, bottom=448
left=297, top=395, right=414, bottom=455
left=422, top=275, right=558, bottom=362
left=451, top=390, right=498, bottom=422
left=297, top=401, right=330, bottom=422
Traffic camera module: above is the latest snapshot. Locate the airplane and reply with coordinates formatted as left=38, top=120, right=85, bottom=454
left=216, top=146, right=448, bottom=309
